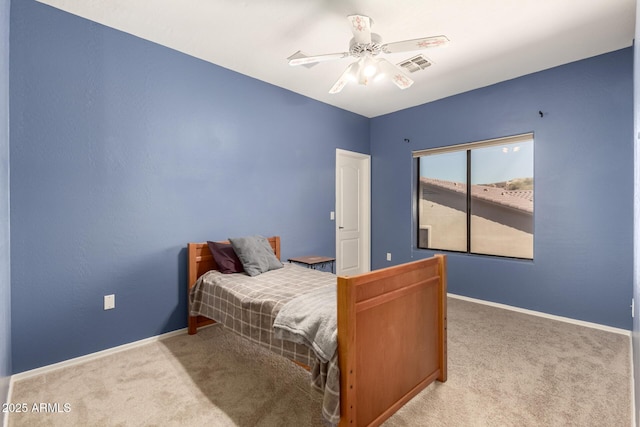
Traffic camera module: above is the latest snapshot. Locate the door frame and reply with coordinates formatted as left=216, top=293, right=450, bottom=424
left=335, top=148, right=371, bottom=275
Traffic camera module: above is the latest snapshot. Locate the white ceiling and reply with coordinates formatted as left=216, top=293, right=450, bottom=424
left=37, top=0, right=636, bottom=118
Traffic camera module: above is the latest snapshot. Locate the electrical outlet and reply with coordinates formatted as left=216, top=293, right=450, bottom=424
left=386, top=252, right=392, bottom=261
left=104, top=294, right=115, bottom=310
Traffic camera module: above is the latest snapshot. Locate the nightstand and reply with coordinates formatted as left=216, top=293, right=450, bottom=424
left=288, top=256, right=336, bottom=273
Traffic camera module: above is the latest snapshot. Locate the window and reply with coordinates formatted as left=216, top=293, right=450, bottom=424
left=415, top=133, right=534, bottom=259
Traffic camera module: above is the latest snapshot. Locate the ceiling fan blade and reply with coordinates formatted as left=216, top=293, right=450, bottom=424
left=348, top=15, right=372, bottom=44
left=329, top=61, right=359, bottom=94
left=377, top=58, right=414, bottom=90
left=288, top=50, right=349, bottom=66
left=381, top=35, right=449, bottom=54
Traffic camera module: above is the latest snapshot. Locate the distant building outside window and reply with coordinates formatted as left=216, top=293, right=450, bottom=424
left=415, top=133, right=534, bottom=259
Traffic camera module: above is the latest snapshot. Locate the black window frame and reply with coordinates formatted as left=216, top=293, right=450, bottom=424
left=414, top=133, right=534, bottom=260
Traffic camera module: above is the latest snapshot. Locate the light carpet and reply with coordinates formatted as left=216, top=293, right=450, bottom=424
left=8, top=298, right=632, bottom=426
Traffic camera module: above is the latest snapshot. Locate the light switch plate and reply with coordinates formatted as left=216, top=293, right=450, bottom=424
left=104, top=294, right=115, bottom=310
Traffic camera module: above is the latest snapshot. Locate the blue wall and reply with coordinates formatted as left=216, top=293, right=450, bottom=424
left=371, top=48, right=633, bottom=330
left=9, top=1, right=369, bottom=373
left=632, top=1, right=640, bottom=423
left=0, top=0, right=11, bottom=408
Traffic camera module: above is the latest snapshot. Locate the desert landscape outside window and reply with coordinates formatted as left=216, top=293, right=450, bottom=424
left=416, top=133, right=534, bottom=259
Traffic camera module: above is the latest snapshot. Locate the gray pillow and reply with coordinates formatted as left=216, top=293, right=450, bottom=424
left=228, top=235, right=283, bottom=277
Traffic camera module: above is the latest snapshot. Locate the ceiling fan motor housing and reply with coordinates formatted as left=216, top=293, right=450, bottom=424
left=349, top=33, right=382, bottom=58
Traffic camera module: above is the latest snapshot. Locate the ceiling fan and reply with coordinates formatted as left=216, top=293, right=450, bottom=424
left=288, top=15, right=449, bottom=94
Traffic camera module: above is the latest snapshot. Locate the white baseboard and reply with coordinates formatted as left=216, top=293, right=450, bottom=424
left=11, top=328, right=187, bottom=382
left=448, top=293, right=631, bottom=336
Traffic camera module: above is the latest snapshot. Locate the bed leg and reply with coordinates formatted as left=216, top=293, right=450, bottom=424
left=188, top=316, right=198, bottom=335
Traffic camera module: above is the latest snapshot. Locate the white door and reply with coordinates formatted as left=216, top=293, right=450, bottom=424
left=335, top=149, right=370, bottom=276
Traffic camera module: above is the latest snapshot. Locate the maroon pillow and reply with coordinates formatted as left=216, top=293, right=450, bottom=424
left=207, top=241, right=245, bottom=274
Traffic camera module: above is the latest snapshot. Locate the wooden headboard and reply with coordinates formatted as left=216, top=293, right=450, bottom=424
left=187, top=236, right=281, bottom=289
left=186, top=236, right=281, bottom=335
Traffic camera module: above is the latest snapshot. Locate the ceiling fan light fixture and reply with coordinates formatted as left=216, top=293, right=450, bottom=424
left=363, top=65, right=377, bottom=77
left=362, top=55, right=378, bottom=78
left=346, top=61, right=360, bottom=82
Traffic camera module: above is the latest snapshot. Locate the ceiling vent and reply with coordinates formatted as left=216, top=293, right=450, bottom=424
left=397, top=55, right=433, bottom=73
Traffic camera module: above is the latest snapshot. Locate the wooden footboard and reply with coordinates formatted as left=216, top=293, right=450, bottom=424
left=337, top=255, right=447, bottom=427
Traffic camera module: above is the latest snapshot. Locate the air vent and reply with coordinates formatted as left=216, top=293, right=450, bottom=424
left=397, top=55, right=433, bottom=73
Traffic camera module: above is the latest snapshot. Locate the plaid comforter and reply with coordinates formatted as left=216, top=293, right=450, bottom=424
left=189, top=263, right=340, bottom=424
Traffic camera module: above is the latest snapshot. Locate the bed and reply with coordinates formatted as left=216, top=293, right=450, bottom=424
left=187, top=236, right=447, bottom=427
